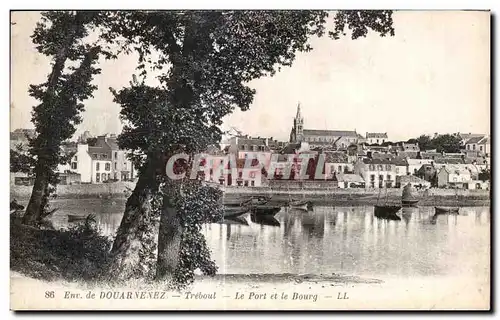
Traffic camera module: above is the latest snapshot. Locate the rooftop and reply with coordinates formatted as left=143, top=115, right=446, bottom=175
left=303, top=129, right=357, bottom=137
left=465, top=136, right=487, bottom=144
left=366, top=132, right=388, bottom=139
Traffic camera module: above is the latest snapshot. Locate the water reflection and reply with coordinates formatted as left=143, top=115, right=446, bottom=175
left=46, top=198, right=490, bottom=279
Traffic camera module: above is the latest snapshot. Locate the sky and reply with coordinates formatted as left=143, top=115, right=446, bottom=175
left=10, top=11, right=490, bottom=142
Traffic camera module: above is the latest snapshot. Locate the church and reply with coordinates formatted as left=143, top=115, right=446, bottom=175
left=289, top=103, right=360, bottom=149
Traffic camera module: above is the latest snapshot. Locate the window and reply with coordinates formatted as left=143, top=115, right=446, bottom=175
left=74, top=156, right=78, bottom=161
left=96, top=162, right=100, bottom=171
left=480, top=146, right=483, bottom=151
left=96, top=173, right=100, bottom=182
left=386, top=164, right=391, bottom=170
left=251, top=181, right=255, bottom=187
left=124, top=162, right=127, bottom=169
left=378, top=165, right=383, bottom=171
left=114, top=173, right=117, bottom=180
left=338, top=165, right=342, bottom=173
left=473, top=145, right=476, bottom=150
left=102, top=154, right=107, bottom=159
left=377, top=139, right=379, bottom=144
left=71, top=162, right=77, bottom=170
left=379, top=175, right=384, bottom=181
left=244, top=181, right=249, bottom=187
left=250, top=172, right=256, bottom=179
left=114, top=162, right=117, bottom=169
left=467, top=145, right=470, bottom=150
left=102, top=173, right=107, bottom=181
left=105, top=163, right=111, bottom=171
left=239, top=171, right=243, bottom=178
left=239, top=145, right=244, bottom=150
left=93, top=154, right=97, bottom=158
left=387, top=175, right=391, bottom=181
left=114, top=152, right=117, bottom=158
left=370, top=174, right=375, bottom=181
left=369, top=164, right=375, bottom=171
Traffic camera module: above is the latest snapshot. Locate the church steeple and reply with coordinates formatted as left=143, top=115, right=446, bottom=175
left=296, top=102, right=302, bottom=120
left=292, top=102, right=304, bottom=142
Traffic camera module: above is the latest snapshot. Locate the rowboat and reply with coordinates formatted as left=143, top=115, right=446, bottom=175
left=288, top=199, right=310, bottom=211
left=434, top=206, right=460, bottom=214
left=251, top=206, right=282, bottom=216
left=218, top=216, right=249, bottom=226
left=223, top=207, right=250, bottom=219
left=241, top=196, right=271, bottom=207
left=374, top=205, right=402, bottom=221
left=250, top=213, right=281, bottom=227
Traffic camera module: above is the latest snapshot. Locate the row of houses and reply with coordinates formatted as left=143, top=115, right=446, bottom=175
left=201, top=132, right=490, bottom=190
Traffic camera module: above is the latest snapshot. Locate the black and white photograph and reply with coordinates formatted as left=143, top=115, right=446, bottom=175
left=9, top=9, right=490, bottom=310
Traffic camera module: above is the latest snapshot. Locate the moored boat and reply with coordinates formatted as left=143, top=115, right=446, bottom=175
left=250, top=213, right=280, bottom=227
left=374, top=205, right=402, bottom=220
left=251, top=206, right=282, bottom=216
left=288, top=199, right=310, bottom=211
left=223, top=207, right=250, bottom=219
left=434, top=206, right=460, bottom=214
left=219, top=216, right=249, bottom=226
left=401, top=183, right=419, bottom=207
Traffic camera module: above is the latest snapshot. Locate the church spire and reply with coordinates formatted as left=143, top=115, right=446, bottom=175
left=296, top=102, right=302, bottom=119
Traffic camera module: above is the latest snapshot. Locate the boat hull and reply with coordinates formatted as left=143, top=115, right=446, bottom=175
left=435, top=206, right=460, bottom=214
left=402, top=200, right=419, bottom=207
left=251, top=206, right=282, bottom=216
left=250, top=213, right=280, bottom=227
left=223, top=207, right=249, bottom=219
left=374, top=205, right=402, bottom=220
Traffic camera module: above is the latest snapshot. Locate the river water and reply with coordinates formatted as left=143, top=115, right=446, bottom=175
left=47, top=198, right=490, bottom=280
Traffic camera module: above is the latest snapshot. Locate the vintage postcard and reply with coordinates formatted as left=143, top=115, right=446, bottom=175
left=10, top=10, right=490, bottom=310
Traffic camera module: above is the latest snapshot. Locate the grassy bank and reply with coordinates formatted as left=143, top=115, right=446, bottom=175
left=10, top=216, right=113, bottom=283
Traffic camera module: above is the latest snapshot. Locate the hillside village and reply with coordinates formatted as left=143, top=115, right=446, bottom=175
left=10, top=104, right=490, bottom=191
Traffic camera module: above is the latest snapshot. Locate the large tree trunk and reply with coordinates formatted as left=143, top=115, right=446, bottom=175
left=108, top=155, right=161, bottom=281
left=23, top=12, right=83, bottom=226
left=22, top=166, right=48, bottom=225
left=156, top=192, right=183, bottom=280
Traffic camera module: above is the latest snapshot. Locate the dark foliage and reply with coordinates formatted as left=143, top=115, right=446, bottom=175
left=11, top=215, right=113, bottom=282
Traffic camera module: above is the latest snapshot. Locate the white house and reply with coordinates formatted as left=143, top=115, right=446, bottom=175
left=366, top=132, right=388, bottom=145
left=465, top=135, right=490, bottom=156
left=407, top=158, right=434, bottom=176
left=437, top=166, right=472, bottom=188
left=57, top=144, right=93, bottom=183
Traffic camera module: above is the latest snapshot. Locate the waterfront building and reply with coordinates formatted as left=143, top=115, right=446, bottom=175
left=324, top=152, right=353, bottom=179
left=436, top=165, right=472, bottom=188
left=354, top=158, right=402, bottom=188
